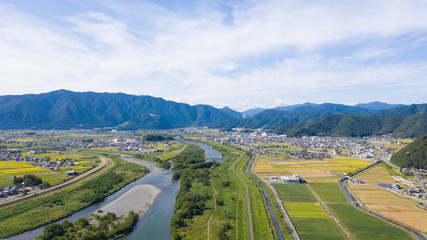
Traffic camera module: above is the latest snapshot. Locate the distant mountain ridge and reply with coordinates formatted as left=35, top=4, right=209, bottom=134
left=0, top=90, right=424, bottom=136
left=214, top=102, right=426, bottom=130
left=273, top=113, right=427, bottom=138
left=0, top=90, right=242, bottom=129
left=355, top=101, right=406, bottom=111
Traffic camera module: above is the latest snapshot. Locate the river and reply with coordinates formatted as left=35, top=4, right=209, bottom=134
left=4, top=142, right=222, bottom=240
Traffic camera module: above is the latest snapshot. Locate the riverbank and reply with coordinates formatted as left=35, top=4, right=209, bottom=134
left=0, top=154, right=149, bottom=238
left=98, top=184, right=161, bottom=217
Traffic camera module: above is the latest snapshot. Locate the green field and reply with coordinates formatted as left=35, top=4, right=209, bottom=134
left=38, top=174, right=68, bottom=185
left=285, top=202, right=329, bottom=218
left=292, top=218, right=346, bottom=240
left=273, top=184, right=317, bottom=202
left=328, top=203, right=414, bottom=239
left=309, top=183, right=347, bottom=203
left=0, top=173, right=12, bottom=186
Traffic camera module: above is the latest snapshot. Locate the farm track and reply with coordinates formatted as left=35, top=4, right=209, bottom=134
left=232, top=153, right=254, bottom=240
left=206, top=178, right=218, bottom=240
left=0, top=155, right=109, bottom=209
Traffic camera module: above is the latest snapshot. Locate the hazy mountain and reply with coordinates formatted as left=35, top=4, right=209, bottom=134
left=212, top=103, right=375, bottom=129
left=0, top=90, right=241, bottom=129
left=274, top=113, right=427, bottom=138
left=242, top=108, right=266, bottom=117
left=391, top=134, right=427, bottom=169
left=355, top=101, right=406, bottom=111
left=214, top=103, right=426, bottom=130
left=273, top=102, right=319, bottom=112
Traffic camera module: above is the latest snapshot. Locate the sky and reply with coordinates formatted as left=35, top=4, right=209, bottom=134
left=0, top=0, right=426, bottom=111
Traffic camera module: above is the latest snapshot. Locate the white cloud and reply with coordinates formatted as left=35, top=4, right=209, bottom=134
left=0, top=0, right=426, bottom=111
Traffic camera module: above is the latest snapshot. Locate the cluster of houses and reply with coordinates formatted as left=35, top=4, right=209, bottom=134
left=0, top=150, right=21, bottom=161
left=0, top=186, right=29, bottom=198
left=405, top=187, right=427, bottom=199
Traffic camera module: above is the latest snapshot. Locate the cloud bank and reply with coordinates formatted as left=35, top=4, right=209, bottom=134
left=0, top=0, right=426, bottom=110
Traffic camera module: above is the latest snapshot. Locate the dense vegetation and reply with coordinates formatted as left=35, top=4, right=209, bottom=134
left=35, top=211, right=139, bottom=240
left=274, top=113, right=427, bottom=138
left=170, top=144, right=214, bottom=239
left=13, top=174, right=46, bottom=187
left=141, top=134, right=174, bottom=141
left=0, top=154, right=148, bottom=238
left=391, top=134, right=427, bottom=169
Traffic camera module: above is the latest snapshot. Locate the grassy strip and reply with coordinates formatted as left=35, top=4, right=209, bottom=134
left=0, top=155, right=149, bottom=238
left=235, top=154, right=275, bottom=239
left=211, top=143, right=249, bottom=240
left=247, top=163, right=293, bottom=239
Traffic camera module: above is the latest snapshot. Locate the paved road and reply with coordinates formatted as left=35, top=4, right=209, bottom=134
left=232, top=154, right=254, bottom=240
left=0, top=155, right=109, bottom=208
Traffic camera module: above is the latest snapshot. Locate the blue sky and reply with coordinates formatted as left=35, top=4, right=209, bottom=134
left=0, top=0, right=426, bottom=111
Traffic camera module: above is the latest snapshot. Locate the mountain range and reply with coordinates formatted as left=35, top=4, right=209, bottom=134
left=0, top=90, right=425, bottom=138
left=0, top=90, right=241, bottom=129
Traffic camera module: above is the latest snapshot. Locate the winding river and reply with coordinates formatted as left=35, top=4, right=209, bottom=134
left=3, top=142, right=222, bottom=240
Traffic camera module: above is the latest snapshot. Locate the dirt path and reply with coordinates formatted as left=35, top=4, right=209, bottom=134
left=207, top=179, right=218, bottom=240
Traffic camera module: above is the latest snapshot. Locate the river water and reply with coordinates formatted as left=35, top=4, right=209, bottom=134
left=4, top=143, right=222, bottom=240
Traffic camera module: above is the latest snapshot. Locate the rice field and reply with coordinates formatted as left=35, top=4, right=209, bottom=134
left=285, top=202, right=330, bottom=218
left=1, top=167, right=50, bottom=175
left=273, top=184, right=317, bottom=202
left=305, top=177, right=341, bottom=183
left=0, top=161, right=34, bottom=169
left=0, top=173, right=12, bottom=186
left=309, top=183, right=347, bottom=203
left=255, top=154, right=372, bottom=179
left=39, top=174, right=68, bottom=185
left=349, top=184, right=427, bottom=232
left=328, top=203, right=414, bottom=239
left=357, top=163, right=399, bottom=185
